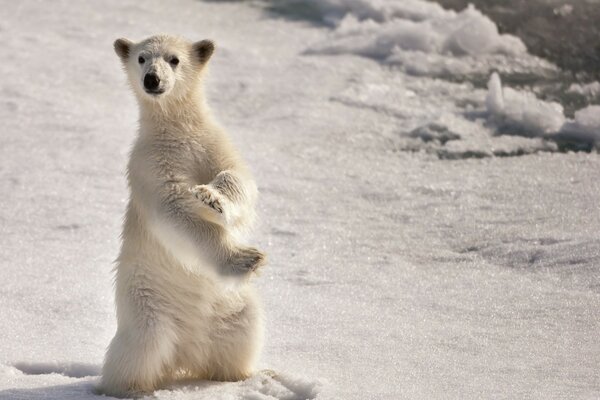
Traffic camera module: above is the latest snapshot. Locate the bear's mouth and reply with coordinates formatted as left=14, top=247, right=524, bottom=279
left=144, top=89, right=165, bottom=96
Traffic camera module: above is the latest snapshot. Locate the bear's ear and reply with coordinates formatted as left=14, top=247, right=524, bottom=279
left=192, top=40, right=215, bottom=65
left=114, top=38, right=133, bottom=61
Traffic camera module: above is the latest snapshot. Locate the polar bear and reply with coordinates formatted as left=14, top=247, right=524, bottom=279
left=99, top=35, right=266, bottom=397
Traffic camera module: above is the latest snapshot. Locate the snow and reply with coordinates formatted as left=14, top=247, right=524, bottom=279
left=1, top=0, right=600, bottom=399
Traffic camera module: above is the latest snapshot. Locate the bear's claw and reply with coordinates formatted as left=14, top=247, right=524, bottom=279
left=191, top=184, right=223, bottom=214
left=229, top=247, right=267, bottom=275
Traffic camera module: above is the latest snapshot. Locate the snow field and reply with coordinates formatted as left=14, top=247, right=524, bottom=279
left=0, top=0, right=599, bottom=399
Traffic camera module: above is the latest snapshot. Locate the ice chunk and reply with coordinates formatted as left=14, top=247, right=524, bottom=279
left=485, top=72, right=504, bottom=114
left=567, top=81, right=600, bottom=98
left=485, top=73, right=565, bottom=135
left=442, top=5, right=526, bottom=56
left=575, top=105, right=600, bottom=130
left=558, top=105, right=600, bottom=143
left=553, top=4, right=574, bottom=17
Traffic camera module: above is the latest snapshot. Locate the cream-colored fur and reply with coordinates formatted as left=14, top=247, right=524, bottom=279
left=99, top=35, right=265, bottom=398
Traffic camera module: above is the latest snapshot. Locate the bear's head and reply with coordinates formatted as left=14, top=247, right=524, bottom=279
left=113, top=35, right=214, bottom=102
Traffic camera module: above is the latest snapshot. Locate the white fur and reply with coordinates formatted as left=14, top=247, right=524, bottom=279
left=100, top=35, right=264, bottom=398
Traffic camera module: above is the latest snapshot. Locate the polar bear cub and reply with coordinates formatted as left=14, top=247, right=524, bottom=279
left=99, top=35, right=266, bottom=397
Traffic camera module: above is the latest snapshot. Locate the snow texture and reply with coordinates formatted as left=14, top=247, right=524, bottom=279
left=0, top=0, right=599, bottom=399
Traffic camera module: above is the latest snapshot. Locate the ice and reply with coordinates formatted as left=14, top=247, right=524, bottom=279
left=485, top=72, right=504, bottom=114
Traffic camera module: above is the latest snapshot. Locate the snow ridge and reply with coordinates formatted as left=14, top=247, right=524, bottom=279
left=303, top=0, right=553, bottom=79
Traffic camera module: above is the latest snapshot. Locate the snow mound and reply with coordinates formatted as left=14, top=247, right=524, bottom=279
left=304, top=0, right=546, bottom=78
left=152, top=371, right=323, bottom=400
left=441, top=6, right=525, bottom=56
left=575, top=105, right=600, bottom=133
left=485, top=72, right=566, bottom=136
left=559, top=105, right=600, bottom=143
left=309, top=0, right=448, bottom=24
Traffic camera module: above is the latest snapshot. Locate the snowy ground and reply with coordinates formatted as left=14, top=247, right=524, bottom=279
left=0, top=0, right=599, bottom=399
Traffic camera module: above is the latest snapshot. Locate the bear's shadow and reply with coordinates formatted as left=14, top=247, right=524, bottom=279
left=0, top=377, right=256, bottom=400
left=3, top=363, right=251, bottom=400
left=2, top=362, right=105, bottom=400
left=0, top=381, right=102, bottom=400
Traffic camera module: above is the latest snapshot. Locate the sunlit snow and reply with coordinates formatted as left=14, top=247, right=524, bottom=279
left=0, top=0, right=598, bottom=399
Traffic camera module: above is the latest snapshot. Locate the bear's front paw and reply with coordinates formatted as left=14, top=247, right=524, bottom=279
left=229, top=247, right=267, bottom=276
left=191, top=184, right=224, bottom=215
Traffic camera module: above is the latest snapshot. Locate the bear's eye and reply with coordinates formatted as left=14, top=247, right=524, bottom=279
left=169, top=57, right=179, bottom=67
left=138, top=56, right=145, bottom=64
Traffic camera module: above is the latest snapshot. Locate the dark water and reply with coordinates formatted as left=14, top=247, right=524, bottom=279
left=436, top=0, right=600, bottom=80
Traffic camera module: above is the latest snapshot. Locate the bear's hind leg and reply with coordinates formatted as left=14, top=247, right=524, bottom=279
left=206, top=292, right=263, bottom=381
left=99, top=320, right=177, bottom=397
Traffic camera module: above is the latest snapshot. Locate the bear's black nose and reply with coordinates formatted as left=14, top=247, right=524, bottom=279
left=144, top=73, right=160, bottom=91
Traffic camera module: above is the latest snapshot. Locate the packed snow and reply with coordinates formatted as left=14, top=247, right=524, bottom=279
left=1, top=0, right=599, bottom=399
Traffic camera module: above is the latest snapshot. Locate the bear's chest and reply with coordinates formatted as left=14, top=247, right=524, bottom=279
left=149, top=134, right=218, bottom=179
